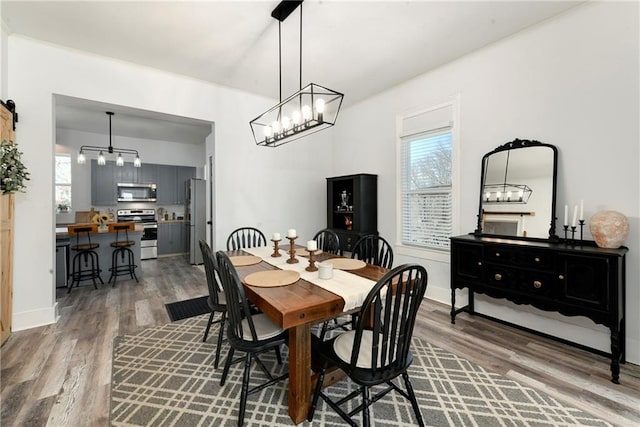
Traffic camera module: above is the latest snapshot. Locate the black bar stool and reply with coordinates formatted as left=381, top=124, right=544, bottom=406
left=108, top=222, right=139, bottom=284
left=68, top=224, right=103, bottom=292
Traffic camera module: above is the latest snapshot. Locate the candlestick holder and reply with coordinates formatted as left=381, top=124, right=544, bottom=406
left=305, top=249, right=318, bottom=272
left=271, top=239, right=282, bottom=257
left=578, top=219, right=585, bottom=242
left=286, top=236, right=299, bottom=264
left=570, top=226, right=577, bottom=245
left=563, top=225, right=569, bottom=242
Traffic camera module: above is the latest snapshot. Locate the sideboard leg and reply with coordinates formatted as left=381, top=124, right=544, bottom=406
left=610, top=328, right=621, bottom=384
left=450, top=289, right=457, bottom=324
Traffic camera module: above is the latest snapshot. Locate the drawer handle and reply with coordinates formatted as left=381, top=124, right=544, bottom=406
left=534, top=257, right=540, bottom=263
left=558, top=274, right=565, bottom=280
left=495, top=252, right=500, bottom=257
left=494, top=273, right=502, bottom=281
left=533, top=280, right=542, bottom=288
left=477, top=261, right=482, bottom=266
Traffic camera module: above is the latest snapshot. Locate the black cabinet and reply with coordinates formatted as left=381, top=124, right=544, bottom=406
left=158, top=222, right=187, bottom=255
left=326, top=174, right=377, bottom=253
left=450, top=234, right=627, bottom=383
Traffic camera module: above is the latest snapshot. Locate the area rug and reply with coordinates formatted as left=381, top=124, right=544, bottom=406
left=164, top=296, right=209, bottom=322
left=110, top=315, right=611, bottom=426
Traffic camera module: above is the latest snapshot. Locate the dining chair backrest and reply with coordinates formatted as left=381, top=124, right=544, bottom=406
left=350, top=263, right=428, bottom=377
left=351, top=234, right=394, bottom=269
left=226, top=227, right=267, bottom=251
left=199, top=240, right=224, bottom=308
left=313, top=229, right=341, bottom=255
left=68, top=224, right=98, bottom=249
left=216, top=251, right=261, bottom=343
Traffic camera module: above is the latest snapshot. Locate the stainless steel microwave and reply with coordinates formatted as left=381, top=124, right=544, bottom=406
left=117, top=183, right=157, bottom=202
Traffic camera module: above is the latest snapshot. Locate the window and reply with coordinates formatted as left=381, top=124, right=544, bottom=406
left=397, top=101, right=456, bottom=253
left=55, top=154, right=72, bottom=211
left=400, top=130, right=452, bottom=250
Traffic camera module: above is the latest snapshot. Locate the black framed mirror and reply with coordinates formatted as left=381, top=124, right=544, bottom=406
left=474, top=138, right=558, bottom=240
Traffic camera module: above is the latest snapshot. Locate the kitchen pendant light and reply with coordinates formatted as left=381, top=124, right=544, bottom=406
left=249, top=0, right=343, bottom=147
left=77, top=112, right=141, bottom=167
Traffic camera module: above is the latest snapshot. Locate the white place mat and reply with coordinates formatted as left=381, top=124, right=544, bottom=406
left=243, top=246, right=376, bottom=312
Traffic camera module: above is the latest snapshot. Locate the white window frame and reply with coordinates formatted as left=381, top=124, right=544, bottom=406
left=55, top=153, right=72, bottom=210
left=395, top=97, right=460, bottom=262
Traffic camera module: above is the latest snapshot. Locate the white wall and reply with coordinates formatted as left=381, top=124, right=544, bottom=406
left=335, top=2, right=640, bottom=363
left=7, top=36, right=332, bottom=330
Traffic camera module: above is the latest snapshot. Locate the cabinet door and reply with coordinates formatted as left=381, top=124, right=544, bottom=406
left=91, top=160, right=117, bottom=205
left=115, top=162, right=138, bottom=184
left=176, top=167, right=195, bottom=205
left=157, top=223, right=172, bottom=255
left=138, top=163, right=158, bottom=184
left=157, top=165, right=177, bottom=204
left=557, top=254, right=610, bottom=310
left=451, top=241, right=483, bottom=280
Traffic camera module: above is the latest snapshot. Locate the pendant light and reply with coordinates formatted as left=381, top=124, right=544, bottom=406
left=249, top=0, right=343, bottom=147
left=77, top=112, right=141, bottom=167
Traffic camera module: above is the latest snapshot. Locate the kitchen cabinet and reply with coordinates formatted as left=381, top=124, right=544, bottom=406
left=158, top=222, right=187, bottom=255
left=326, top=174, right=377, bottom=253
left=450, top=234, right=627, bottom=383
left=138, top=163, right=158, bottom=184
left=157, top=165, right=195, bottom=205
left=91, top=160, right=117, bottom=205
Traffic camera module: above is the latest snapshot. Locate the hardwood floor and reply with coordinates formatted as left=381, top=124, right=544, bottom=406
left=2, top=254, right=639, bottom=426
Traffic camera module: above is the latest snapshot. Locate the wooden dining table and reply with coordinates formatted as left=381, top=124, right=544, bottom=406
left=226, top=248, right=388, bottom=424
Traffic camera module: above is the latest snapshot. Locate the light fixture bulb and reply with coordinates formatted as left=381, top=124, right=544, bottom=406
left=292, top=111, right=301, bottom=125
left=485, top=192, right=490, bottom=201
left=77, top=151, right=86, bottom=165
left=116, top=153, right=124, bottom=166
left=301, top=105, right=311, bottom=120
left=134, top=155, right=141, bottom=168
left=264, top=125, right=273, bottom=138
left=98, top=151, right=106, bottom=165
left=496, top=191, right=501, bottom=200
left=506, top=191, right=512, bottom=200
left=282, top=116, right=291, bottom=130
left=272, top=120, right=281, bottom=133
left=315, top=98, right=325, bottom=113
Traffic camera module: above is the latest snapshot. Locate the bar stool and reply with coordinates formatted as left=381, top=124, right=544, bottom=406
left=68, top=224, right=103, bottom=293
left=108, top=222, right=139, bottom=284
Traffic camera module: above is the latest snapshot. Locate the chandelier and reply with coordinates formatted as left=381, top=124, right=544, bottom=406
left=77, top=112, right=141, bottom=167
left=249, top=0, right=343, bottom=147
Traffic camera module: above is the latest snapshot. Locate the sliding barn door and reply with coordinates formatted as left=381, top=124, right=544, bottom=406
left=0, top=103, right=15, bottom=346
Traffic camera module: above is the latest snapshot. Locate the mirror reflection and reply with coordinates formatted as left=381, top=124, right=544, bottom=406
left=476, top=139, right=558, bottom=240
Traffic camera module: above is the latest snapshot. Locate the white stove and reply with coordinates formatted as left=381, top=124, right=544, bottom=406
left=117, top=209, right=158, bottom=259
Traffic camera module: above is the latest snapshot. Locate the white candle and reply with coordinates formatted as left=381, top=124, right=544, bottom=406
left=272, top=232, right=281, bottom=241
left=579, top=200, right=584, bottom=221
left=564, top=205, right=568, bottom=226
left=306, top=240, right=317, bottom=251
left=572, top=205, right=578, bottom=227
left=287, top=228, right=296, bottom=238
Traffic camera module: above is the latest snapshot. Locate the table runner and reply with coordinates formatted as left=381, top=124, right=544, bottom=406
left=243, top=246, right=377, bottom=312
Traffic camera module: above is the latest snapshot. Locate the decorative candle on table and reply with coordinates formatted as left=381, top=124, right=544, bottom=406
left=271, top=232, right=282, bottom=257
left=305, top=240, right=318, bottom=272
left=578, top=199, right=585, bottom=242
left=286, top=228, right=298, bottom=264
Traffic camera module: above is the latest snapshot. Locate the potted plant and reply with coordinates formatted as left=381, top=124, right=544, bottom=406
left=1, top=140, right=29, bottom=194
left=57, top=202, right=71, bottom=213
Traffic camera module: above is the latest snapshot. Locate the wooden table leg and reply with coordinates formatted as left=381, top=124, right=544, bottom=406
left=288, top=323, right=311, bottom=424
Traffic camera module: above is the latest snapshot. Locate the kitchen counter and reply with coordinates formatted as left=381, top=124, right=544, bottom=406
left=158, top=219, right=187, bottom=224
left=56, top=224, right=144, bottom=283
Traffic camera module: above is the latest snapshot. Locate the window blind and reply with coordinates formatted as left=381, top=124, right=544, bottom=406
left=400, top=129, right=452, bottom=250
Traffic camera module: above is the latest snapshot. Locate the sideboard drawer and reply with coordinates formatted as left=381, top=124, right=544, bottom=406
left=484, top=265, right=555, bottom=297
left=486, top=245, right=554, bottom=270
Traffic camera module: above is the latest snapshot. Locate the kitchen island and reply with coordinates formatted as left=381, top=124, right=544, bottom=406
left=56, top=224, right=144, bottom=285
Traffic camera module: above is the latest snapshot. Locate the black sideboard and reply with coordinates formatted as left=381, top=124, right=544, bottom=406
left=450, top=234, right=627, bottom=383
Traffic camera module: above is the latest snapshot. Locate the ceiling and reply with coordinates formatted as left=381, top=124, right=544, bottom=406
left=2, top=1, right=582, bottom=142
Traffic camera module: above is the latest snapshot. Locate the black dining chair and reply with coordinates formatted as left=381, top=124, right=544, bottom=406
left=308, top=263, right=428, bottom=427
left=351, top=234, right=394, bottom=269
left=199, top=240, right=227, bottom=369
left=313, top=228, right=341, bottom=255
left=216, top=251, right=289, bottom=426
left=226, top=227, right=267, bottom=250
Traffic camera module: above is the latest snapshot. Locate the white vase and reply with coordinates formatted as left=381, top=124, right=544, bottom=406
left=589, top=210, right=629, bottom=249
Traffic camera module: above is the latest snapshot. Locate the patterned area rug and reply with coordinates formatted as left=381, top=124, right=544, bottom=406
left=111, top=315, right=611, bottom=426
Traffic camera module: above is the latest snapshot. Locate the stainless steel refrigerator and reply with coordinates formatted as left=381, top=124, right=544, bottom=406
left=186, top=178, right=206, bottom=264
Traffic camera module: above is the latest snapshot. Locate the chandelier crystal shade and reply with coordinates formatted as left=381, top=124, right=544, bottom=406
left=77, top=112, right=141, bottom=167
left=250, top=0, right=343, bottom=147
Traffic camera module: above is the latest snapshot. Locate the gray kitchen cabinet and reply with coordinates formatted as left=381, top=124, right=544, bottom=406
left=115, top=162, right=137, bottom=184
left=91, top=159, right=117, bottom=205
left=176, top=166, right=196, bottom=205
left=138, top=163, right=158, bottom=184
left=157, top=164, right=177, bottom=204
left=158, top=222, right=187, bottom=255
